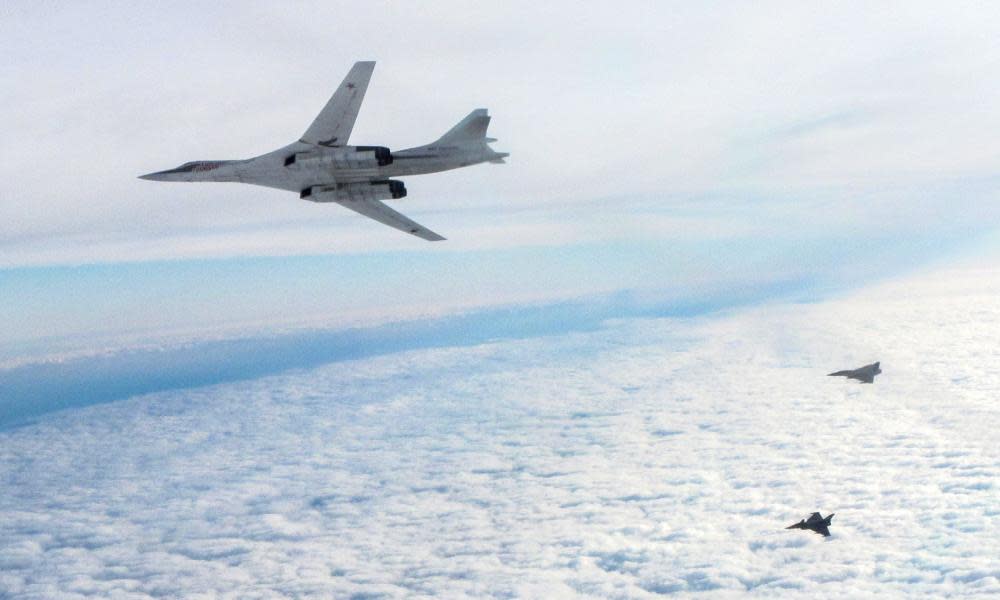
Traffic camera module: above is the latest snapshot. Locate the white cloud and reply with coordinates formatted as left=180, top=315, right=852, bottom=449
left=2, top=261, right=999, bottom=596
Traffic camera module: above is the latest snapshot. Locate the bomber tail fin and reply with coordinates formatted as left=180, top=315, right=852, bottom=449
left=436, top=108, right=492, bottom=144
left=433, top=109, right=508, bottom=162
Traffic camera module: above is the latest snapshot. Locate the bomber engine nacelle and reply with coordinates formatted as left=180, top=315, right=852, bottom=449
left=284, top=146, right=393, bottom=169
left=300, top=180, right=407, bottom=203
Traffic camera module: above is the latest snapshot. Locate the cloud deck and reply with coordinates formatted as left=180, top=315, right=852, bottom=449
left=1, top=266, right=998, bottom=597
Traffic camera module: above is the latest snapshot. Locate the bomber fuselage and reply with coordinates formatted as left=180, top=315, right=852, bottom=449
left=139, top=141, right=504, bottom=194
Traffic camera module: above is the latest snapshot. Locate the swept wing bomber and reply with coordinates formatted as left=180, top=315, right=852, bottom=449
left=140, top=61, right=507, bottom=241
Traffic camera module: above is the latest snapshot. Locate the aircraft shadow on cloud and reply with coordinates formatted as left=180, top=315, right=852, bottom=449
left=140, top=61, right=508, bottom=241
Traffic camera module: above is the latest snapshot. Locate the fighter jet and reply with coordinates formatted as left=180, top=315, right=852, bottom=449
left=786, top=512, right=834, bottom=537
left=828, top=362, right=881, bottom=384
left=140, top=61, right=507, bottom=241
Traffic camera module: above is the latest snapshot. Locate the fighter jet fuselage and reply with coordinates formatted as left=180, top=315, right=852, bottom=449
left=140, top=61, right=507, bottom=241
left=786, top=512, right=834, bottom=537
left=828, top=362, right=882, bottom=384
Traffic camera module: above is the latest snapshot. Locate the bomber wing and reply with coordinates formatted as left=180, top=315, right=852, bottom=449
left=334, top=198, right=446, bottom=241
left=301, top=61, right=376, bottom=147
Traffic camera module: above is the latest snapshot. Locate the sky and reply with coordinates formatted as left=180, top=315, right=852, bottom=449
left=2, top=2, right=1000, bottom=361
left=2, top=2, right=1000, bottom=597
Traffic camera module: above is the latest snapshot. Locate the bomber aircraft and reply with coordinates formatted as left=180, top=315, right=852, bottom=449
left=140, top=61, right=507, bottom=241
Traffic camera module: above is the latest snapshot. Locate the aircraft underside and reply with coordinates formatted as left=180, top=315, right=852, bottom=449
left=140, top=61, right=507, bottom=241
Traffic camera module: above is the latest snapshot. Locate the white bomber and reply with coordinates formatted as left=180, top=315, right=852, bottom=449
left=139, top=61, right=508, bottom=241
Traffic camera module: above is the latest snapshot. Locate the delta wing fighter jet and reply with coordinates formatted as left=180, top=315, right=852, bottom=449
left=786, top=512, right=834, bottom=537
left=828, top=362, right=882, bottom=384
left=140, top=61, right=507, bottom=241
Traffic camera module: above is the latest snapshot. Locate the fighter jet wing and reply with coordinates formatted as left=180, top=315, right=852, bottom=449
left=301, top=61, right=376, bottom=147
left=859, top=374, right=875, bottom=384
left=334, top=198, right=446, bottom=241
left=809, top=512, right=822, bottom=522
left=815, top=524, right=831, bottom=537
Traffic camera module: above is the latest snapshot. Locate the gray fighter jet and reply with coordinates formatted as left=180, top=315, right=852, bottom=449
left=786, top=512, right=834, bottom=537
left=140, top=61, right=507, bottom=241
left=828, top=361, right=881, bottom=384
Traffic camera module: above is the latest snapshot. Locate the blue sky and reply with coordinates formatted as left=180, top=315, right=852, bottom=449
left=3, top=227, right=997, bottom=426
left=3, top=225, right=993, bottom=365
left=2, top=1, right=999, bottom=388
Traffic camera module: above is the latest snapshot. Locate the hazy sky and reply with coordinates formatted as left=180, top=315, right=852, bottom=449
left=3, top=6, right=1000, bottom=596
left=2, top=2, right=999, bottom=356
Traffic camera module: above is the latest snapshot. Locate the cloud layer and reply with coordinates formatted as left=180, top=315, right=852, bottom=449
left=2, top=263, right=999, bottom=597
